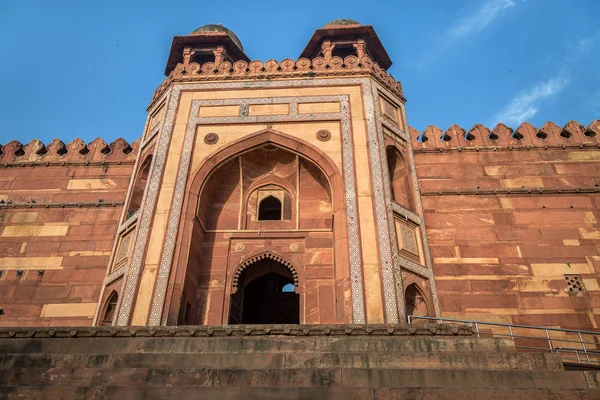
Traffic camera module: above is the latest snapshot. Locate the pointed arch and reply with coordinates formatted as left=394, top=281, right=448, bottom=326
left=164, top=128, right=348, bottom=325
left=405, top=283, right=429, bottom=318
left=229, top=252, right=300, bottom=325
left=232, top=251, right=299, bottom=294
left=240, top=174, right=297, bottom=228
left=127, top=154, right=153, bottom=215
left=101, top=291, right=119, bottom=325
left=187, top=128, right=342, bottom=204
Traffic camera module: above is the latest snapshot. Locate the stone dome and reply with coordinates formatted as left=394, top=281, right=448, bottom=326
left=190, top=24, right=244, bottom=51
left=323, top=19, right=361, bottom=27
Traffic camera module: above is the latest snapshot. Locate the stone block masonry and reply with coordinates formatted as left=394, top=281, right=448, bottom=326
left=0, top=324, right=598, bottom=399
left=0, top=137, right=137, bottom=327
left=412, top=119, right=600, bottom=330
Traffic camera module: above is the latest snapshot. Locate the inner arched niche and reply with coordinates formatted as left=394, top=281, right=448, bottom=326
left=181, top=143, right=333, bottom=325
left=386, top=146, right=414, bottom=211
left=127, top=155, right=153, bottom=216
left=405, top=283, right=429, bottom=320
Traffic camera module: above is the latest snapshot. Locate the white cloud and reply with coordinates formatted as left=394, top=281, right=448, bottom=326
left=493, top=76, right=570, bottom=125
left=449, top=0, right=516, bottom=39
left=416, top=0, right=519, bottom=68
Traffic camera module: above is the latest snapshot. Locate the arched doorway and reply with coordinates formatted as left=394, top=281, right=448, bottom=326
left=229, top=258, right=300, bottom=324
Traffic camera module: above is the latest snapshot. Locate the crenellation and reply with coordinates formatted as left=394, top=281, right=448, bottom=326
left=0, top=137, right=138, bottom=166
left=413, top=120, right=600, bottom=152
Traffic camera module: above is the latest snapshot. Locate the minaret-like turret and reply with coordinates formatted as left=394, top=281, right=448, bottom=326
left=164, top=24, right=250, bottom=75
left=299, top=19, right=392, bottom=70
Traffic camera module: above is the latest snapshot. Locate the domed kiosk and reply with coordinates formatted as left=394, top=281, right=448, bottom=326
left=323, top=18, right=361, bottom=27
left=190, top=24, right=245, bottom=51
left=300, top=18, right=392, bottom=69
left=165, top=23, right=249, bottom=75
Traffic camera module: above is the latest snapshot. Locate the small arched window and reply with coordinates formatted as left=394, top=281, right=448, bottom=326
left=405, top=284, right=428, bottom=319
left=258, top=196, right=282, bottom=220
left=102, top=291, right=118, bottom=325
left=127, top=155, right=152, bottom=217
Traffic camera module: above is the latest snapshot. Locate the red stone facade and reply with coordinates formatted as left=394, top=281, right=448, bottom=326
left=412, top=120, right=600, bottom=330
left=0, top=139, right=137, bottom=326
left=1, top=20, right=599, bottom=332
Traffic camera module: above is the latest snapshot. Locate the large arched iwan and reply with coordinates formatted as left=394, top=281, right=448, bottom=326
left=162, top=129, right=353, bottom=325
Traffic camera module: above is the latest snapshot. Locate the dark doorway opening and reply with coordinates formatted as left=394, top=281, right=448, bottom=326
left=229, top=258, right=299, bottom=324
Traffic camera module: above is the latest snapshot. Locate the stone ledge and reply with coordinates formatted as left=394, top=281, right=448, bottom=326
left=0, top=323, right=472, bottom=339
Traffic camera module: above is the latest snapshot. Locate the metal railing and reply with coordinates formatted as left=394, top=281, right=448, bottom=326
left=408, top=315, right=600, bottom=366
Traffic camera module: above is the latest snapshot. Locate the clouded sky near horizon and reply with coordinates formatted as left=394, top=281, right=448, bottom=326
left=1, top=0, right=599, bottom=145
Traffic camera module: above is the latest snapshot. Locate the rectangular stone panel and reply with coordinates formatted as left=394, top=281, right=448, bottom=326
left=146, top=102, right=165, bottom=137
left=379, top=94, right=404, bottom=129
left=298, top=102, right=340, bottom=114
left=394, top=216, right=421, bottom=263
left=198, top=105, right=239, bottom=117
left=112, top=228, right=135, bottom=272
left=248, top=104, right=290, bottom=116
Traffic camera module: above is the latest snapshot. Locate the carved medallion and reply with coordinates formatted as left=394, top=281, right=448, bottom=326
left=204, top=133, right=219, bottom=145
left=316, top=129, right=331, bottom=142
left=234, top=243, right=245, bottom=252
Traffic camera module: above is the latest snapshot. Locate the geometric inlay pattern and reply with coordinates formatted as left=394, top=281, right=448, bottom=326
left=400, top=223, right=419, bottom=256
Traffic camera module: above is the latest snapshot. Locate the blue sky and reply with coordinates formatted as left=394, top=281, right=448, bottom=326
left=1, top=0, right=599, bottom=145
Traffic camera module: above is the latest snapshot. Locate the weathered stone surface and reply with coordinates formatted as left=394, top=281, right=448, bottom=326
left=0, top=328, right=597, bottom=399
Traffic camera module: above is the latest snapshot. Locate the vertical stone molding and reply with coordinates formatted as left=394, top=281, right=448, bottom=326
left=363, top=83, right=399, bottom=323
left=115, top=89, right=177, bottom=326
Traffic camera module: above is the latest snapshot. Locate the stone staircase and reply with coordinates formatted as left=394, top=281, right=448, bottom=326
left=0, top=324, right=599, bottom=399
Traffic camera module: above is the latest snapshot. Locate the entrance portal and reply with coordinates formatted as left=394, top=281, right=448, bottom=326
left=229, top=258, right=299, bottom=324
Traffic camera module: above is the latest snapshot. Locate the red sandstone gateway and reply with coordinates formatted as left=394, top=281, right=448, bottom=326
left=0, top=19, right=599, bottom=398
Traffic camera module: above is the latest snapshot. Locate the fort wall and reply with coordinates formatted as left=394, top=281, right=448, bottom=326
left=0, top=138, right=137, bottom=327
left=412, top=120, right=600, bottom=329
left=2, top=117, right=599, bottom=329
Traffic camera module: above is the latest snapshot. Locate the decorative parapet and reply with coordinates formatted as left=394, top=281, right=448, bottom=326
left=0, top=137, right=140, bottom=165
left=150, top=56, right=405, bottom=106
left=411, top=120, right=600, bottom=151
